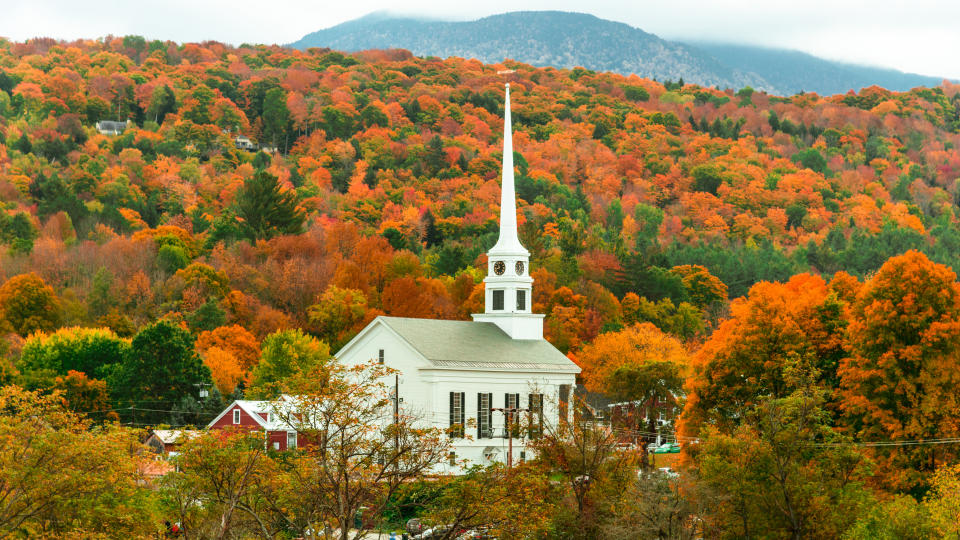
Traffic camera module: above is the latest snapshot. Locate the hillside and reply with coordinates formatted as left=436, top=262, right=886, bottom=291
left=4, top=34, right=960, bottom=539
left=289, top=11, right=945, bottom=96
left=0, top=35, right=959, bottom=413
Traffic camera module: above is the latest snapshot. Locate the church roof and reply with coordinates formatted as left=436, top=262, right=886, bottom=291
left=375, top=316, right=580, bottom=373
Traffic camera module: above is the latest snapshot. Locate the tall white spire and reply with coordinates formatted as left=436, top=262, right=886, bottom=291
left=489, top=84, right=528, bottom=257
left=472, top=83, right=543, bottom=341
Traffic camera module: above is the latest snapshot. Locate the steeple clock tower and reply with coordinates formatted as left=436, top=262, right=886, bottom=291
left=472, top=84, right=544, bottom=340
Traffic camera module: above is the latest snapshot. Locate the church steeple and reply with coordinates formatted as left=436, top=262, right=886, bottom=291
left=473, top=84, right=544, bottom=340
left=489, top=84, right=528, bottom=257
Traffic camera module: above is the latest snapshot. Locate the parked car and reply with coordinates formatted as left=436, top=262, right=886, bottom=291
left=456, top=527, right=493, bottom=539
left=414, top=526, right=452, bottom=539
left=406, top=518, right=424, bottom=535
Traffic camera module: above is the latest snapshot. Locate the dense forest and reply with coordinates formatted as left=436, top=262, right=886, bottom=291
left=1, top=35, right=960, bottom=538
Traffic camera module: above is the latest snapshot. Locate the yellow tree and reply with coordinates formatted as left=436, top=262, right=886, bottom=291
left=0, top=386, right=159, bottom=536
left=0, top=273, right=61, bottom=336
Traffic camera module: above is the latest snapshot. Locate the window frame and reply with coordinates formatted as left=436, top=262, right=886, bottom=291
left=449, top=392, right=465, bottom=438
left=492, top=290, right=505, bottom=311
left=477, top=393, right=492, bottom=439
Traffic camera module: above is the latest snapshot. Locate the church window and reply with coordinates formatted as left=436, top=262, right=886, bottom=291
left=516, top=290, right=526, bottom=311
left=492, top=290, right=504, bottom=310
left=477, top=393, right=493, bottom=438
left=449, top=392, right=465, bottom=438
left=528, top=394, right=544, bottom=439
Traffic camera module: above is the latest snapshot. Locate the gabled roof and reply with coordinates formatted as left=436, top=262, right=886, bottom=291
left=341, top=316, right=580, bottom=373
left=206, top=397, right=300, bottom=431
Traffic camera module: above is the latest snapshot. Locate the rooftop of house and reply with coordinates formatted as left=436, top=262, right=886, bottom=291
left=149, top=429, right=201, bottom=445
left=366, top=316, right=580, bottom=373
left=207, top=396, right=303, bottom=431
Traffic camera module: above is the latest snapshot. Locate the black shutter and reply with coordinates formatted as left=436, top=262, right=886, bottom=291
left=477, top=392, right=483, bottom=439
left=449, top=392, right=455, bottom=438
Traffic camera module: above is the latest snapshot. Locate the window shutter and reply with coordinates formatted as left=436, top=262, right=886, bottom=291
left=477, top=393, right=483, bottom=439
left=458, top=392, right=465, bottom=435
left=449, top=392, right=455, bottom=438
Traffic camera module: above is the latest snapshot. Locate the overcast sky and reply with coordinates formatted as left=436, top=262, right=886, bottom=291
left=4, top=0, right=959, bottom=79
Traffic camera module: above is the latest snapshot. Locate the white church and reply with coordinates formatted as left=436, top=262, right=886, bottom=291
left=335, top=84, right=581, bottom=472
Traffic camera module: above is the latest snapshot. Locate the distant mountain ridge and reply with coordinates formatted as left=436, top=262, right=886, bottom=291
left=289, top=11, right=946, bottom=96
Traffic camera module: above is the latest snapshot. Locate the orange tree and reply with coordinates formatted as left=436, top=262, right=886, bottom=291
left=838, top=250, right=960, bottom=492
left=577, top=322, right=689, bottom=465
left=681, top=273, right=848, bottom=438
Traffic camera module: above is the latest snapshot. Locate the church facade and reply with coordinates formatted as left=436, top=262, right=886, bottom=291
left=334, top=84, right=580, bottom=472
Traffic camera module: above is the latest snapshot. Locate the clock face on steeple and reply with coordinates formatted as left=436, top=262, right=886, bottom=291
left=493, top=261, right=506, bottom=275
left=515, top=261, right=525, bottom=275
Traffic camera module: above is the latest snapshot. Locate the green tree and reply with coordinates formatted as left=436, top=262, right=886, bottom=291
left=110, top=319, right=212, bottom=425
left=262, top=87, right=289, bottom=150
left=146, top=84, right=177, bottom=124
left=691, top=163, right=723, bottom=195
left=17, top=327, right=128, bottom=390
left=88, top=266, right=116, bottom=319
left=246, top=329, right=331, bottom=399
left=183, top=85, right=215, bottom=125
left=235, top=169, right=305, bottom=240
left=697, top=356, right=870, bottom=539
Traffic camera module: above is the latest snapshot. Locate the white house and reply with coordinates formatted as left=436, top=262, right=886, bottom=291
left=95, top=120, right=132, bottom=136
left=335, top=84, right=580, bottom=473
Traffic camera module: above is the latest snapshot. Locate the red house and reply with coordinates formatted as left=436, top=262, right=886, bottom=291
left=206, top=399, right=300, bottom=451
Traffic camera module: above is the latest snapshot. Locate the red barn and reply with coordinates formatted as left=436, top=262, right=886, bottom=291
left=206, top=399, right=300, bottom=451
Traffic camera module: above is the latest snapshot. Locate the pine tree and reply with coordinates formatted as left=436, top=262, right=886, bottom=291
left=235, top=170, right=305, bottom=240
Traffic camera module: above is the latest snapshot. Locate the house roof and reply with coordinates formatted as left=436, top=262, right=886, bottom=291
left=150, top=429, right=201, bottom=445
left=370, top=316, right=580, bottom=373
left=206, top=397, right=300, bottom=431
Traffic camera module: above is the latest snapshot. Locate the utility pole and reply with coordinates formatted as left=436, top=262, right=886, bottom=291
left=492, top=407, right=528, bottom=468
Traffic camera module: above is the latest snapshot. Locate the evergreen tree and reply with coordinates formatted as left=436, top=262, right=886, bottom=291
left=262, top=87, right=289, bottom=151
left=110, top=320, right=212, bottom=425
left=235, top=170, right=305, bottom=240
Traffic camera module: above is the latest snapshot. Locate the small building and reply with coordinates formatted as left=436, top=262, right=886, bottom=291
left=234, top=135, right=255, bottom=150
left=206, top=398, right=301, bottom=451
left=95, top=120, right=132, bottom=136
left=145, top=429, right=201, bottom=456
left=608, top=398, right=679, bottom=448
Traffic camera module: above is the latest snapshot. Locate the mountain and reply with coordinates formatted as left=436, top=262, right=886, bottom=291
left=686, top=42, right=944, bottom=97
left=289, top=11, right=946, bottom=96
left=289, top=11, right=767, bottom=92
